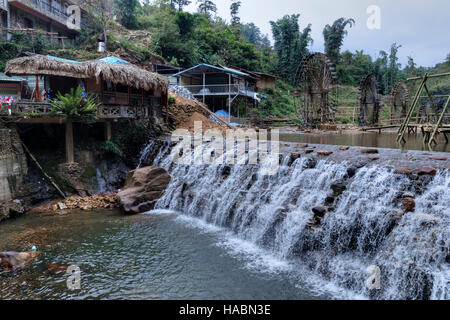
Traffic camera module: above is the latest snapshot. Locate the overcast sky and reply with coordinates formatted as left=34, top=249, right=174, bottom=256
left=183, top=0, right=450, bottom=67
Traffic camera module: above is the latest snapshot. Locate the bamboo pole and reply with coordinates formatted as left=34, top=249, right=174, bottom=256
left=21, top=142, right=66, bottom=199
left=428, top=96, right=450, bottom=149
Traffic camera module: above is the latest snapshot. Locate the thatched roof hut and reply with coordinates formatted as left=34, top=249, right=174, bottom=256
left=84, top=61, right=169, bottom=92
left=5, top=54, right=169, bottom=92
left=5, top=55, right=87, bottom=78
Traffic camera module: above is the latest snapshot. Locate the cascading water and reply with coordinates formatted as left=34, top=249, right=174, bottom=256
left=140, top=140, right=449, bottom=300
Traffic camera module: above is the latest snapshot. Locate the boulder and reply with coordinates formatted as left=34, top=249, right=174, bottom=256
left=339, top=146, right=350, bottom=151
left=305, top=149, right=314, bottom=154
left=317, top=150, right=333, bottom=156
left=415, top=166, right=437, bottom=176
left=429, top=155, right=447, bottom=161
left=365, top=155, right=380, bottom=161
left=346, top=166, right=357, bottom=178
left=290, top=153, right=301, bottom=163
left=394, top=167, right=412, bottom=175
left=402, top=197, right=416, bottom=212
left=360, top=148, right=379, bottom=154
left=0, top=251, right=39, bottom=271
left=116, top=166, right=171, bottom=214
left=312, top=205, right=328, bottom=217
left=331, top=180, right=347, bottom=196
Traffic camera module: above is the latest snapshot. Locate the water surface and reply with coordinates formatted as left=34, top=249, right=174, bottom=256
left=0, top=210, right=329, bottom=300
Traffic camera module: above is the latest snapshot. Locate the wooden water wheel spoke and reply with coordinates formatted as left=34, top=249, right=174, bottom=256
left=359, top=75, right=381, bottom=126
left=295, top=53, right=336, bottom=125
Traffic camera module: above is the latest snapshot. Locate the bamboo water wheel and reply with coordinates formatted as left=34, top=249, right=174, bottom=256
left=390, top=82, right=408, bottom=124
left=296, top=53, right=336, bottom=125
left=358, top=75, right=381, bottom=126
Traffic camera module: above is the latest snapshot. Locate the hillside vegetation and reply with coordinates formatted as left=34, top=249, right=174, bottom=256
left=0, top=0, right=448, bottom=124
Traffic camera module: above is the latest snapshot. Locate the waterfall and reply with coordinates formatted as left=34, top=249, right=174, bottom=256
left=150, top=141, right=449, bottom=300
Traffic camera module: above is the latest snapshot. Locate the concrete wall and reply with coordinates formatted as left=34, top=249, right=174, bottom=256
left=0, top=125, right=27, bottom=202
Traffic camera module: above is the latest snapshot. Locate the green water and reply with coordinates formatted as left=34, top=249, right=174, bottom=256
left=0, top=209, right=328, bottom=300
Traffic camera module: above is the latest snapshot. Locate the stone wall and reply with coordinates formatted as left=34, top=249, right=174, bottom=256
left=0, top=125, right=27, bottom=203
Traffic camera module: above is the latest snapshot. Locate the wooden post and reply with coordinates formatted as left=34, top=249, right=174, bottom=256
left=202, top=72, right=205, bottom=104
left=65, top=119, right=74, bottom=163
left=35, top=75, right=40, bottom=102
left=105, top=121, right=112, bottom=141
left=228, top=74, right=231, bottom=123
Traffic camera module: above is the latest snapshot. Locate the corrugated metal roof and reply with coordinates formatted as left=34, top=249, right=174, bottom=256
left=173, top=63, right=249, bottom=77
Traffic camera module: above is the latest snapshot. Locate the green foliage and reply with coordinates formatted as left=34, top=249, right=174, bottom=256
left=115, top=0, right=139, bottom=29
left=168, top=96, right=176, bottom=104
left=323, top=18, right=355, bottom=66
left=230, top=1, right=241, bottom=26
left=270, top=14, right=312, bottom=84
left=256, top=80, right=299, bottom=119
left=100, top=140, right=125, bottom=158
left=50, top=86, right=100, bottom=123
left=197, top=0, right=217, bottom=16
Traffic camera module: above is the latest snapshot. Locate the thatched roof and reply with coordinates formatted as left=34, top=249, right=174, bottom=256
left=5, top=55, right=87, bottom=78
left=84, top=61, right=169, bottom=92
left=5, top=54, right=169, bottom=92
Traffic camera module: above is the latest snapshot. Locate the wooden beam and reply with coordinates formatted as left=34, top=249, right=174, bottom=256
left=35, top=75, right=40, bottom=102
left=105, top=121, right=112, bottom=141
left=65, top=119, right=74, bottom=163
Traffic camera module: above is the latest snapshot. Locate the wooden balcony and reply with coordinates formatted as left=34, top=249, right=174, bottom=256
left=0, top=100, right=161, bottom=122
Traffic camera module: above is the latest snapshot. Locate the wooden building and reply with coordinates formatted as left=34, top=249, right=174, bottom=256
left=2, top=54, right=169, bottom=163
left=173, top=63, right=275, bottom=122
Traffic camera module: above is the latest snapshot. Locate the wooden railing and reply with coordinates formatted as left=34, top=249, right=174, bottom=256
left=0, top=100, right=162, bottom=119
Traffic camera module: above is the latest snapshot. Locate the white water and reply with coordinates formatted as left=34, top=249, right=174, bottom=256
left=142, top=141, right=449, bottom=300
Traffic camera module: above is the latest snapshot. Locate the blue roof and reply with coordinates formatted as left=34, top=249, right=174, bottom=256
left=98, top=56, right=130, bottom=64
left=173, top=63, right=248, bottom=77
left=47, top=55, right=81, bottom=64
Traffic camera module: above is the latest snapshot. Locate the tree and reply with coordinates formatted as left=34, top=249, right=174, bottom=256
left=81, top=0, right=115, bottom=51
left=270, top=14, right=312, bottom=84
left=172, top=0, right=191, bottom=11
left=115, top=0, right=139, bottom=29
left=197, top=0, right=217, bottom=16
left=323, top=17, right=355, bottom=66
left=446, top=53, right=450, bottom=65
left=230, top=1, right=241, bottom=26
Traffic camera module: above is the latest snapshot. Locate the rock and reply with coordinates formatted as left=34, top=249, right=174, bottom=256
left=415, top=166, right=437, bottom=176
left=312, top=205, right=328, bottom=217
left=222, top=166, right=231, bottom=176
left=290, top=153, right=301, bottom=163
left=305, top=149, right=314, bottom=154
left=360, top=148, right=379, bottom=154
left=346, top=166, right=357, bottom=178
left=331, top=180, right=347, bottom=196
left=429, top=155, right=447, bottom=161
left=394, top=167, right=413, bottom=175
left=0, top=251, right=40, bottom=271
left=116, top=166, right=171, bottom=214
left=324, top=196, right=335, bottom=205
left=303, top=158, right=317, bottom=169
left=365, top=155, right=380, bottom=161
left=402, top=197, right=415, bottom=212
left=296, top=144, right=308, bottom=148
left=57, top=202, right=67, bottom=210
left=0, top=200, right=25, bottom=222
left=317, top=150, right=333, bottom=156
left=339, top=146, right=350, bottom=151
left=392, top=209, right=405, bottom=216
